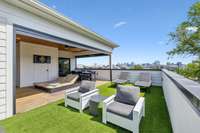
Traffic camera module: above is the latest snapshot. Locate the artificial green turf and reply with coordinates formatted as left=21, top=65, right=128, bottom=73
left=0, top=83, right=172, bottom=133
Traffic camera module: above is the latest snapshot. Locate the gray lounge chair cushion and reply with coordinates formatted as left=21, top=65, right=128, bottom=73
left=78, top=80, right=95, bottom=93
left=115, top=85, right=140, bottom=105
left=67, top=92, right=83, bottom=101
left=119, top=72, right=129, bottom=80
left=113, top=72, right=129, bottom=84
left=139, top=72, right=151, bottom=82
left=135, top=81, right=151, bottom=87
left=113, top=79, right=127, bottom=84
left=107, top=101, right=134, bottom=120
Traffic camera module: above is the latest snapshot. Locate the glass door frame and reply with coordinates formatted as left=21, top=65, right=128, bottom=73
left=58, top=57, right=71, bottom=77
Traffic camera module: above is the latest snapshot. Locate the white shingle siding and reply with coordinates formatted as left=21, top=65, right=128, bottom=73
left=0, top=40, right=6, bottom=47
left=0, top=55, right=6, bottom=62
left=0, top=91, right=5, bottom=98
left=0, top=69, right=6, bottom=76
left=0, top=47, right=6, bottom=54
left=0, top=84, right=6, bottom=91
left=0, top=98, right=5, bottom=106
left=0, top=77, right=6, bottom=84
left=0, top=21, right=7, bottom=120
left=0, top=113, right=5, bottom=120
left=0, top=105, right=6, bottom=113
left=0, top=62, right=6, bottom=69
left=0, top=32, right=6, bottom=40
left=0, top=23, right=6, bottom=33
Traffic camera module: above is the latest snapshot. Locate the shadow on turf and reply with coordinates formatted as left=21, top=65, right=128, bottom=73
left=57, top=102, right=129, bottom=133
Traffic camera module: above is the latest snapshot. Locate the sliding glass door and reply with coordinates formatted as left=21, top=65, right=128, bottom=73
left=59, top=58, right=70, bottom=77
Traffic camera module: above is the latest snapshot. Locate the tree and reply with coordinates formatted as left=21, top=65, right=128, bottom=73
left=168, top=2, right=200, bottom=58
left=130, top=65, right=143, bottom=70
left=168, top=2, right=200, bottom=80
left=176, top=62, right=200, bottom=80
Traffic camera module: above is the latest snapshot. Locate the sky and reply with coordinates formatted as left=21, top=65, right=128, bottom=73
left=41, top=0, right=198, bottom=65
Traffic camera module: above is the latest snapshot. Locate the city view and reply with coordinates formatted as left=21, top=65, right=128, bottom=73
left=77, top=60, right=185, bottom=71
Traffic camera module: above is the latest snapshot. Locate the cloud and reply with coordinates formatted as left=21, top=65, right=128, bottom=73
left=113, top=21, right=127, bottom=29
left=52, top=5, right=57, bottom=9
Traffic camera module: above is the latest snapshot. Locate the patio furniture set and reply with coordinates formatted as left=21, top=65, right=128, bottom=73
left=71, top=69, right=96, bottom=81
left=64, top=72, right=151, bottom=133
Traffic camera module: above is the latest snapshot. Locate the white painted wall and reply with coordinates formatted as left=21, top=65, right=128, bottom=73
left=19, top=45, right=78, bottom=87
left=20, top=42, right=58, bottom=87
left=95, top=70, right=162, bottom=86
left=162, top=70, right=200, bottom=133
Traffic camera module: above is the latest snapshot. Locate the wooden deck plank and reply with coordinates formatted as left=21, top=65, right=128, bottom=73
left=16, top=81, right=109, bottom=113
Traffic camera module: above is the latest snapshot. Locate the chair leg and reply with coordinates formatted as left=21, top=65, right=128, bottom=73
left=79, top=109, right=83, bottom=113
left=102, top=106, right=107, bottom=124
left=102, top=116, right=107, bottom=124
left=65, top=102, right=67, bottom=107
left=132, top=123, right=139, bottom=133
left=64, top=98, right=67, bottom=107
left=79, top=105, right=83, bottom=113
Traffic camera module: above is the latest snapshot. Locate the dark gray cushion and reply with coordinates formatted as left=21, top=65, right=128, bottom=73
left=119, top=72, right=129, bottom=80
left=78, top=80, right=95, bottom=93
left=139, top=72, right=151, bottom=82
left=115, top=85, right=140, bottom=105
left=67, top=92, right=83, bottom=101
left=113, top=79, right=127, bottom=84
left=107, top=101, right=134, bottom=120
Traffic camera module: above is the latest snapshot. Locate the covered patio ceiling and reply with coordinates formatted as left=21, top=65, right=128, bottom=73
left=14, top=25, right=111, bottom=57
left=16, top=34, right=109, bottom=57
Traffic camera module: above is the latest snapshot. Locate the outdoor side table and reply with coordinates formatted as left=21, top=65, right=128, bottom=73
left=89, top=95, right=108, bottom=116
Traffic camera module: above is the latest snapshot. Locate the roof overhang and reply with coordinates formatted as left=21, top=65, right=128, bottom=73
left=14, top=24, right=111, bottom=54
left=5, top=0, right=119, bottom=49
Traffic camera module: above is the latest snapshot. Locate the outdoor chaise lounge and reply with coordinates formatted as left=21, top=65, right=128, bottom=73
left=65, top=80, right=99, bottom=113
left=113, top=72, right=129, bottom=84
left=102, top=85, right=145, bottom=133
left=135, top=72, right=152, bottom=88
left=34, top=74, right=79, bottom=93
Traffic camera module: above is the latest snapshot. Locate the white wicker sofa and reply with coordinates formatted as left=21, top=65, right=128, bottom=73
left=102, top=85, right=145, bottom=133
left=65, top=80, right=98, bottom=113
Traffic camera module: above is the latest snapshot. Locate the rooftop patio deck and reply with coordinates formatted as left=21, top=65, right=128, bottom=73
left=1, top=83, right=172, bottom=133
left=16, top=81, right=109, bottom=113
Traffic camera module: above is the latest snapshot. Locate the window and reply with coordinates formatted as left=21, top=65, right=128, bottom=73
left=33, top=55, right=51, bottom=64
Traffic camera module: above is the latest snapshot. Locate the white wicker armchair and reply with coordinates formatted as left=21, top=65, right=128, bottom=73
left=102, top=86, right=145, bottom=133
left=65, top=81, right=99, bottom=113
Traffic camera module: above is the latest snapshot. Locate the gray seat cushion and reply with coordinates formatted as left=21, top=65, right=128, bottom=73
left=67, top=92, right=83, bottom=101
left=107, top=101, right=134, bottom=120
left=139, top=72, right=151, bottom=82
left=113, top=79, right=127, bottom=84
left=115, top=85, right=140, bottom=105
left=79, top=80, right=96, bottom=93
left=119, top=72, right=129, bottom=80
